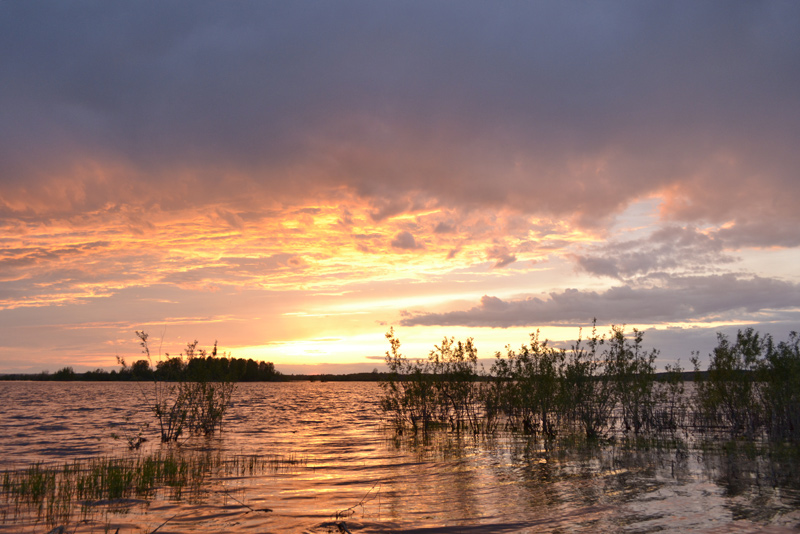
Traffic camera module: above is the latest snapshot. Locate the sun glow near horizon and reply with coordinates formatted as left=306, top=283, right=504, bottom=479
left=2, top=3, right=800, bottom=374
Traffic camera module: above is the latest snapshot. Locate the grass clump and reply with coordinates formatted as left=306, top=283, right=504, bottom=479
left=2, top=452, right=202, bottom=527
left=1, top=451, right=305, bottom=528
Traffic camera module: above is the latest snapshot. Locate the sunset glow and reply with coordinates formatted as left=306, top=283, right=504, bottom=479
left=2, top=2, right=800, bottom=374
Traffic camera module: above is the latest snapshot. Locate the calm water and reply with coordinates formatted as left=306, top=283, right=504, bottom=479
left=1, top=381, right=799, bottom=533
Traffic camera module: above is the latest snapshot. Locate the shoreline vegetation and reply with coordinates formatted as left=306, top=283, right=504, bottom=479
left=0, top=323, right=796, bottom=444
left=0, top=355, right=281, bottom=383
left=0, top=369, right=710, bottom=382
left=378, top=323, right=800, bottom=443
left=1, top=324, right=799, bottom=532
left=2, top=370, right=705, bottom=383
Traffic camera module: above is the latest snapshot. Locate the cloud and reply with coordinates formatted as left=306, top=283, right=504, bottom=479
left=2, top=2, right=800, bottom=371
left=715, top=221, right=800, bottom=249
left=214, top=209, right=244, bottom=230
left=390, top=231, right=422, bottom=251
left=487, top=246, right=517, bottom=269
left=0, top=2, right=798, bottom=238
left=434, top=222, right=456, bottom=234
left=337, top=208, right=354, bottom=228
left=574, top=225, right=736, bottom=279
left=160, top=254, right=310, bottom=290
left=400, top=274, right=800, bottom=327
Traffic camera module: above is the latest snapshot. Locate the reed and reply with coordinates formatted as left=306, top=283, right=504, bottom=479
left=1, top=450, right=305, bottom=528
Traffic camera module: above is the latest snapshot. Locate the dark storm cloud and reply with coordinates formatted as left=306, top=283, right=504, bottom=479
left=400, top=274, right=800, bottom=327
left=1, top=1, right=799, bottom=237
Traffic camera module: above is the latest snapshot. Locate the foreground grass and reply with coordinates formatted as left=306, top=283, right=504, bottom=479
left=1, top=450, right=304, bottom=528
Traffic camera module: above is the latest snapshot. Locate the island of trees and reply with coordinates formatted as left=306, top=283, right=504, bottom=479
left=0, top=339, right=280, bottom=382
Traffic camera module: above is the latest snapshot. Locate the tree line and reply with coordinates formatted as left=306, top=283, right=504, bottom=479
left=0, top=345, right=280, bottom=382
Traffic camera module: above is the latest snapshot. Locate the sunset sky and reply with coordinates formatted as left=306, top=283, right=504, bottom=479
left=2, top=2, right=799, bottom=374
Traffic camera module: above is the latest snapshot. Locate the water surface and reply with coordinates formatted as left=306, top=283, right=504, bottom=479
left=1, top=381, right=799, bottom=533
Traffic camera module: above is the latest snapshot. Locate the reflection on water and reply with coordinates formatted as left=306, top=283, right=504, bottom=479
left=1, top=381, right=799, bottom=533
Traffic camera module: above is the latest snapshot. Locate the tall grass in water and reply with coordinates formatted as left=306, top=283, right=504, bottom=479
left=2, top=452, right=206, bottom=527
left=1, top=451, right=305, bottom=528
left=380, top=324, right=800, bottom=445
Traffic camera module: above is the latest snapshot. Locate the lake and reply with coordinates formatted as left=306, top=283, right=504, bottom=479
left=1, top=381, right=799, bottom=533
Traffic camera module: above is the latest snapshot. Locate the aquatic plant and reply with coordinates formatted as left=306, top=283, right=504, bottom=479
left=381, top=325, right=800, bottom=446
left=119, top=332, right=237, bottom=442
left=759, top=331, right=800, bottom=441
left=604, top=325, right=658, bottom=435
left=379, top=328, right=437, bottom=432
left=490, top=331, right=565, bottom=437
left=652, top=360, right=687, bottom=432
left=693, top=329, right=765, bottom=439
left=427, top=336, right=483, bottom=431
left=692, top=328, right=800, bottom=442
left=380, top=329, right=488, bottom=434
left=0, top=451, right=305, bottom=528
left=492, top=323, right=618, bottom=440
left=560, top=325, right=615, bottom=439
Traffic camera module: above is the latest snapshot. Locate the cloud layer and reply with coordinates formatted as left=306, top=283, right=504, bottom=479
left=2, top=2, right=799, bottom=240
left=401, top=274, right=800, bottom=328
left=1, top=2, right=799, bottom=371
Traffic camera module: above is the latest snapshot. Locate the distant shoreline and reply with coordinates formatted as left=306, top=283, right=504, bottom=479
left=0, top=370, right=702, bottom=382
left=0, top=371, right=386, bottom=382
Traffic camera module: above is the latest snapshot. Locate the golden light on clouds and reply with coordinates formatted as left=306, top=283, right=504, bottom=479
left=2, top=3, right=800, bottom=373
left=2, top=193, right=584, bottom=310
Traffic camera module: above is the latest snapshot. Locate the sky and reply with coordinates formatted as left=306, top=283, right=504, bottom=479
left=1, top=1, right=799, bottom=375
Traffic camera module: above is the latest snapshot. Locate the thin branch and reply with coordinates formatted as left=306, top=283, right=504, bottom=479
left=148, top=513, right=179, bottom=534
left=334, top=480, right=381, bottom=520
left=218, top=484, right=272, bottom=514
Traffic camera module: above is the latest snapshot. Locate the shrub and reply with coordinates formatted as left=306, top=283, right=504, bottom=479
left=119, top=332, right=237, bottom=443
left=604, top=326, right=658, bottom=435
left=379, top=328, right=436, bottom=433
left=692, top=329, right=763, bottom=438
left=428, top=336, right=482, bottom=431
left=490, top=331, right=565, bottom=437
left=758, top=331, right=800, bottom=441
left=380, top=325, right=800, bottom=445
left=561, top=324, right=614, bottom=440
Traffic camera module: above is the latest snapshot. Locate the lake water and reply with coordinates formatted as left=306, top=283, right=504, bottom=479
left=1, top=381, right=799, bottom=533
